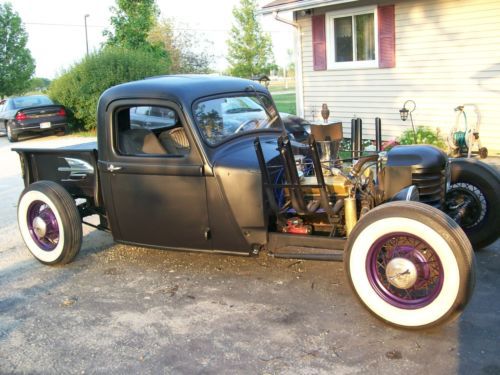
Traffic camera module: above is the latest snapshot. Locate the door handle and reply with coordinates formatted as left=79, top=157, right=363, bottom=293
left=107, top=164, right=122, bottom=172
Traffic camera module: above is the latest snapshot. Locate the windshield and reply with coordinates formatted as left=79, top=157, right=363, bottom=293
left=193, top=94, right=280, bottom=145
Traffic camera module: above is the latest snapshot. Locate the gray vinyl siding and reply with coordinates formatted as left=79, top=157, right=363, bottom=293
left=298, top=0, right=500, bottom=151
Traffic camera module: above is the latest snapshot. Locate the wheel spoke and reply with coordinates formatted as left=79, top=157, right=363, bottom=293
left=27, top=200, right=59, bottom=251
left=367, top=233, right=444, bottom=309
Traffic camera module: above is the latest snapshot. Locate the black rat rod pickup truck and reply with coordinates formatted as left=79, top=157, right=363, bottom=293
left=14, top=76, right=500, bottom=329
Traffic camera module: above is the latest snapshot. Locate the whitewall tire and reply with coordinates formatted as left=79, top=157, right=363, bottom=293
left=344, top=201, right=475, bottom=329
left=18, top=181, right=82, bottom=265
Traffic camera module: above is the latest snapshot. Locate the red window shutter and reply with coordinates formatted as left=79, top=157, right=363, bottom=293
left=378, top=5, right=395, bottom=68
left=312, top=14, right=327, bottom=71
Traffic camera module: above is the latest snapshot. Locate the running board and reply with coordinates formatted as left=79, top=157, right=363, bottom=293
left=267, top=233, right=346, bottom=262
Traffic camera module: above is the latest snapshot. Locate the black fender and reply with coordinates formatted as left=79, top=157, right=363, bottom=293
left=390, top=185, right=420, bottom=202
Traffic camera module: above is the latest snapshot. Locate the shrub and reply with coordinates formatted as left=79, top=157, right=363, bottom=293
left=398, top=126, right=446, bottom=150
left=49, top=48, right=169, bottom=131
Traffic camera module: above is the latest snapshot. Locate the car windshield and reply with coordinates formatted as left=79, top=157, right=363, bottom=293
left=193, top=94, right=280, bottom=145
left=12, top=96, right=53, bottom=109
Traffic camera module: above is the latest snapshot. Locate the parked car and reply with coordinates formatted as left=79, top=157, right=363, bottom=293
left=130, top=106, right=177, bottom=130
left=13, top=75, right=500, bottom=329
left=0, top=95, right=67, bottom=142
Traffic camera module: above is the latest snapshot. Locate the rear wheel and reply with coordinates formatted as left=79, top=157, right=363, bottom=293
left=6, top=123, right=18, bottom=142
left=344, top=201, right=475, bottom=329
left=18, top=181, right=82, bottom=265
left=445, top=159, right=500, bottom=249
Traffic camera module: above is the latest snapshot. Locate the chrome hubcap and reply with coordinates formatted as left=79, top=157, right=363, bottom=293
left=32, top=216, right=47, bottom=238
left=385, top=257, right=418, bottom=289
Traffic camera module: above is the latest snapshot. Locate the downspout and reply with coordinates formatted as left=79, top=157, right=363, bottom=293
left=273, top=11, right=304, bottom=118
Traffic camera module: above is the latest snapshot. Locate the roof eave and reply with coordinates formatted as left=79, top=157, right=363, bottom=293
left=259, top=0, right=359, bottom=15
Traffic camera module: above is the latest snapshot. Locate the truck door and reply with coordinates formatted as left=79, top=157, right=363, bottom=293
left=98, top=100, right=211, bottom=250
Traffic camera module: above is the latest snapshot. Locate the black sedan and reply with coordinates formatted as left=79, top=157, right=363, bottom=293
left=0, top=95, right=68, bottom=142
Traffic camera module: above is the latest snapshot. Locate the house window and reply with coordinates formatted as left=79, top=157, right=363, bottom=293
left=326, top=6, right=378, bottom=69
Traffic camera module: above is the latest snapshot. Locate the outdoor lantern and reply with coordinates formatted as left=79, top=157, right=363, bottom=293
left=399, top=100, right=416, bottom=121
left=399, top=107, right=409, bottom=121
left=399, top=100, right=417, bottom=143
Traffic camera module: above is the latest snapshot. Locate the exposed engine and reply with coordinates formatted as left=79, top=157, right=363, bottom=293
left=255, top=129, right=449, bottom=238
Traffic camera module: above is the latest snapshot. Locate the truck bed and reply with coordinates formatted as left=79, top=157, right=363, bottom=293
left=12, top=141, right=97, bottom=153
left=13, top=141, right=100, bottom=206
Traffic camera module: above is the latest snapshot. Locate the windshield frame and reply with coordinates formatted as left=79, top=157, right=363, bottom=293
left=191, top=92, right=283, bottom=148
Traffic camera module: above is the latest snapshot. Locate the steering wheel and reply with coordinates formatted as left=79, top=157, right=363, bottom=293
left=234, top=119, right=259, bottom=133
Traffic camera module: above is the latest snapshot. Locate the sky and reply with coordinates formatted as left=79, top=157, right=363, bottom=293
left=5, top=0, right=295, bottom=79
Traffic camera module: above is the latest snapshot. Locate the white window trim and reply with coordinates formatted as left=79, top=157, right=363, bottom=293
left=326, top=5, right=379, bottom=70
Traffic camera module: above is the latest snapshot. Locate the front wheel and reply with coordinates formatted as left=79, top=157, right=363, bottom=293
left=18, top=181, right=82, bottom=265
left=344, top=201, right=475, bottom=329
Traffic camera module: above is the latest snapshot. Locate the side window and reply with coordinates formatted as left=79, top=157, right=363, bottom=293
left=115, top=105, right=191, bottom=157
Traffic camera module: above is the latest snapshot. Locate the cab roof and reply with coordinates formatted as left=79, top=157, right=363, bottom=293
left=99, top=75, right=270, bottom=110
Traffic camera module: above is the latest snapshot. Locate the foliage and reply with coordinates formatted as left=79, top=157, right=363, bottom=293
left=227, top=0, right=276, bottom=78
left=103, top=0, right=164, bottom=57
left=49, top=48, right=169, bottom=131
left=148, top=18, right=213, bottom=74
left=399, top=126, right=446, bottom=149
left=28, top=77, right=51, bottom=92
left=0, top=3, right=35, bottom=98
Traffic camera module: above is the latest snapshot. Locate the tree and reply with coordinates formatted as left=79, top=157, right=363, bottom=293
left=28, top=77, right=51, bottom=92
left=103, top=0, right=161, bottom=54
left=49, top=48, right=169, bottom=131
left=0, top=3, right=35, bottom=98
left=148, top=18, right=213, bottom=74
left=227, top=0, right=276, bottom=78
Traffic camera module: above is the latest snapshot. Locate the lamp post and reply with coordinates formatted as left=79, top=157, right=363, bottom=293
left=399, top=99, right=417, bottom=143
left=84, top=14, right=90, bottom=56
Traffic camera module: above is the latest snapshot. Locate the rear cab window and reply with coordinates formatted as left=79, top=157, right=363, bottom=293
left=114, top=105, right=191, bottom=157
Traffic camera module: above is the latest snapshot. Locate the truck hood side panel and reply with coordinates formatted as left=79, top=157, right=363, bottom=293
left=212, top=137, right=280, bottom=246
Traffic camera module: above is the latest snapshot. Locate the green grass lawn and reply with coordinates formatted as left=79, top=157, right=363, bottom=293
left=272, top=92, right=296, bottom=115
left=268, top=81, right=295, bottom=93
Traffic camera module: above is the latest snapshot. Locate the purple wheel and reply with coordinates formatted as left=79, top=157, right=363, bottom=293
left=18, top=181, right=82, bottom=265
left=366, top=233, right=444, bottom=309
left=27, top=200, right=60, bottom=251
left=344, top=201, right=475, bottom=329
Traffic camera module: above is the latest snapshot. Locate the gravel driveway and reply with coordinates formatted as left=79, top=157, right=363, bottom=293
left=0, top=134, right=499, bottom=374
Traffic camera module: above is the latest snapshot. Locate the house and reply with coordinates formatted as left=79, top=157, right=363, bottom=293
left=261, top=0, right=500, bottom=152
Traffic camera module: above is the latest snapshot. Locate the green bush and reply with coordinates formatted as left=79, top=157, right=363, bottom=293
left=398, top=126, right=446, bottom=149
left=49, top=48, right=169, bottom=131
